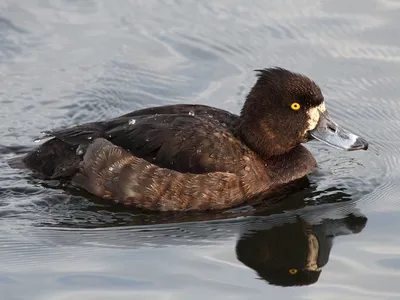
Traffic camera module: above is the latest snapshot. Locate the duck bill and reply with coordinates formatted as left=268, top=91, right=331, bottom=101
left=309, top=111, right=368, bottom=151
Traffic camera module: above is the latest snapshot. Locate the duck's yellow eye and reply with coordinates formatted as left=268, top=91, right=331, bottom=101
left=288, top=269, right=298, bottom=275
left=291, top=102, right=301, bottom=110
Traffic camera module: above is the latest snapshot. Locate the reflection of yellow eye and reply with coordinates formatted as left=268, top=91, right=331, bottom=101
left=288, top=269, right=298, bottom=275
left=291, top=102, right=301, bottom=110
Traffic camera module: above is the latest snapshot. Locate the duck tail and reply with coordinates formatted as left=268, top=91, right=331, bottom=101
left=8, top=138, right=82, bottom=179
left=7, top=155, right=26, bottom=170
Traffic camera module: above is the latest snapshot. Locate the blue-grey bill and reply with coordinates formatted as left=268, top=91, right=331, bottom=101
left=310, top=111, right=368, bottom=151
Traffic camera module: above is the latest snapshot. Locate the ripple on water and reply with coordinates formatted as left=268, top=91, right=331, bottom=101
left=1, top=0, right=400, bottom=298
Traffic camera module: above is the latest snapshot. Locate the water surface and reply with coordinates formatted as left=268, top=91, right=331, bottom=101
left=1, top=0, right=400, bottom=299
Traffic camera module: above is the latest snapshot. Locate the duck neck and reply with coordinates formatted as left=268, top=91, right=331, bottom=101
left=235, top=118, right=297, bottom=157
left=233, top=119, right=317, bottom=185
left=263, top=145, right=317, bottom=186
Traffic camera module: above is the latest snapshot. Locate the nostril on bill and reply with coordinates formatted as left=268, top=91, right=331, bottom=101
left=327, top=124, right=336, bottom=132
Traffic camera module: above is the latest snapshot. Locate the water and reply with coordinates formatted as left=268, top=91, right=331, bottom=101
left=1, top=0, right=400, bottom=299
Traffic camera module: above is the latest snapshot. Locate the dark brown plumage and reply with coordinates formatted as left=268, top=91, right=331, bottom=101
left=14, top=67, right=368, bottom=211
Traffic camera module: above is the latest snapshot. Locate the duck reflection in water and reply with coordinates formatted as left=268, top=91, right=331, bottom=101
left=236, top=210, right=367, bottom=287
left=35, top=174, right=368, bottom=288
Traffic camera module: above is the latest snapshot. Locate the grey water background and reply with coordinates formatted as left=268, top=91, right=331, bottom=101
left=1, top=0, right=400, bottom=299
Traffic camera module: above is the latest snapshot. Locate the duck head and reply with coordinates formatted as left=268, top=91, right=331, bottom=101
left=239, top=67, right=368, bottom=157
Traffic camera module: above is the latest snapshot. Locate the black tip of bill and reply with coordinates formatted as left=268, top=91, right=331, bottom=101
left=350, top=137, right=369, bottom=151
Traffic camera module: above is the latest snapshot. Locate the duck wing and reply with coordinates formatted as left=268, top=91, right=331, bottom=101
left=42, top=111, right=246, bottom=174
left=43, top=104, right=236, bottom=145
left=119, top=104, right=235, bottom=121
